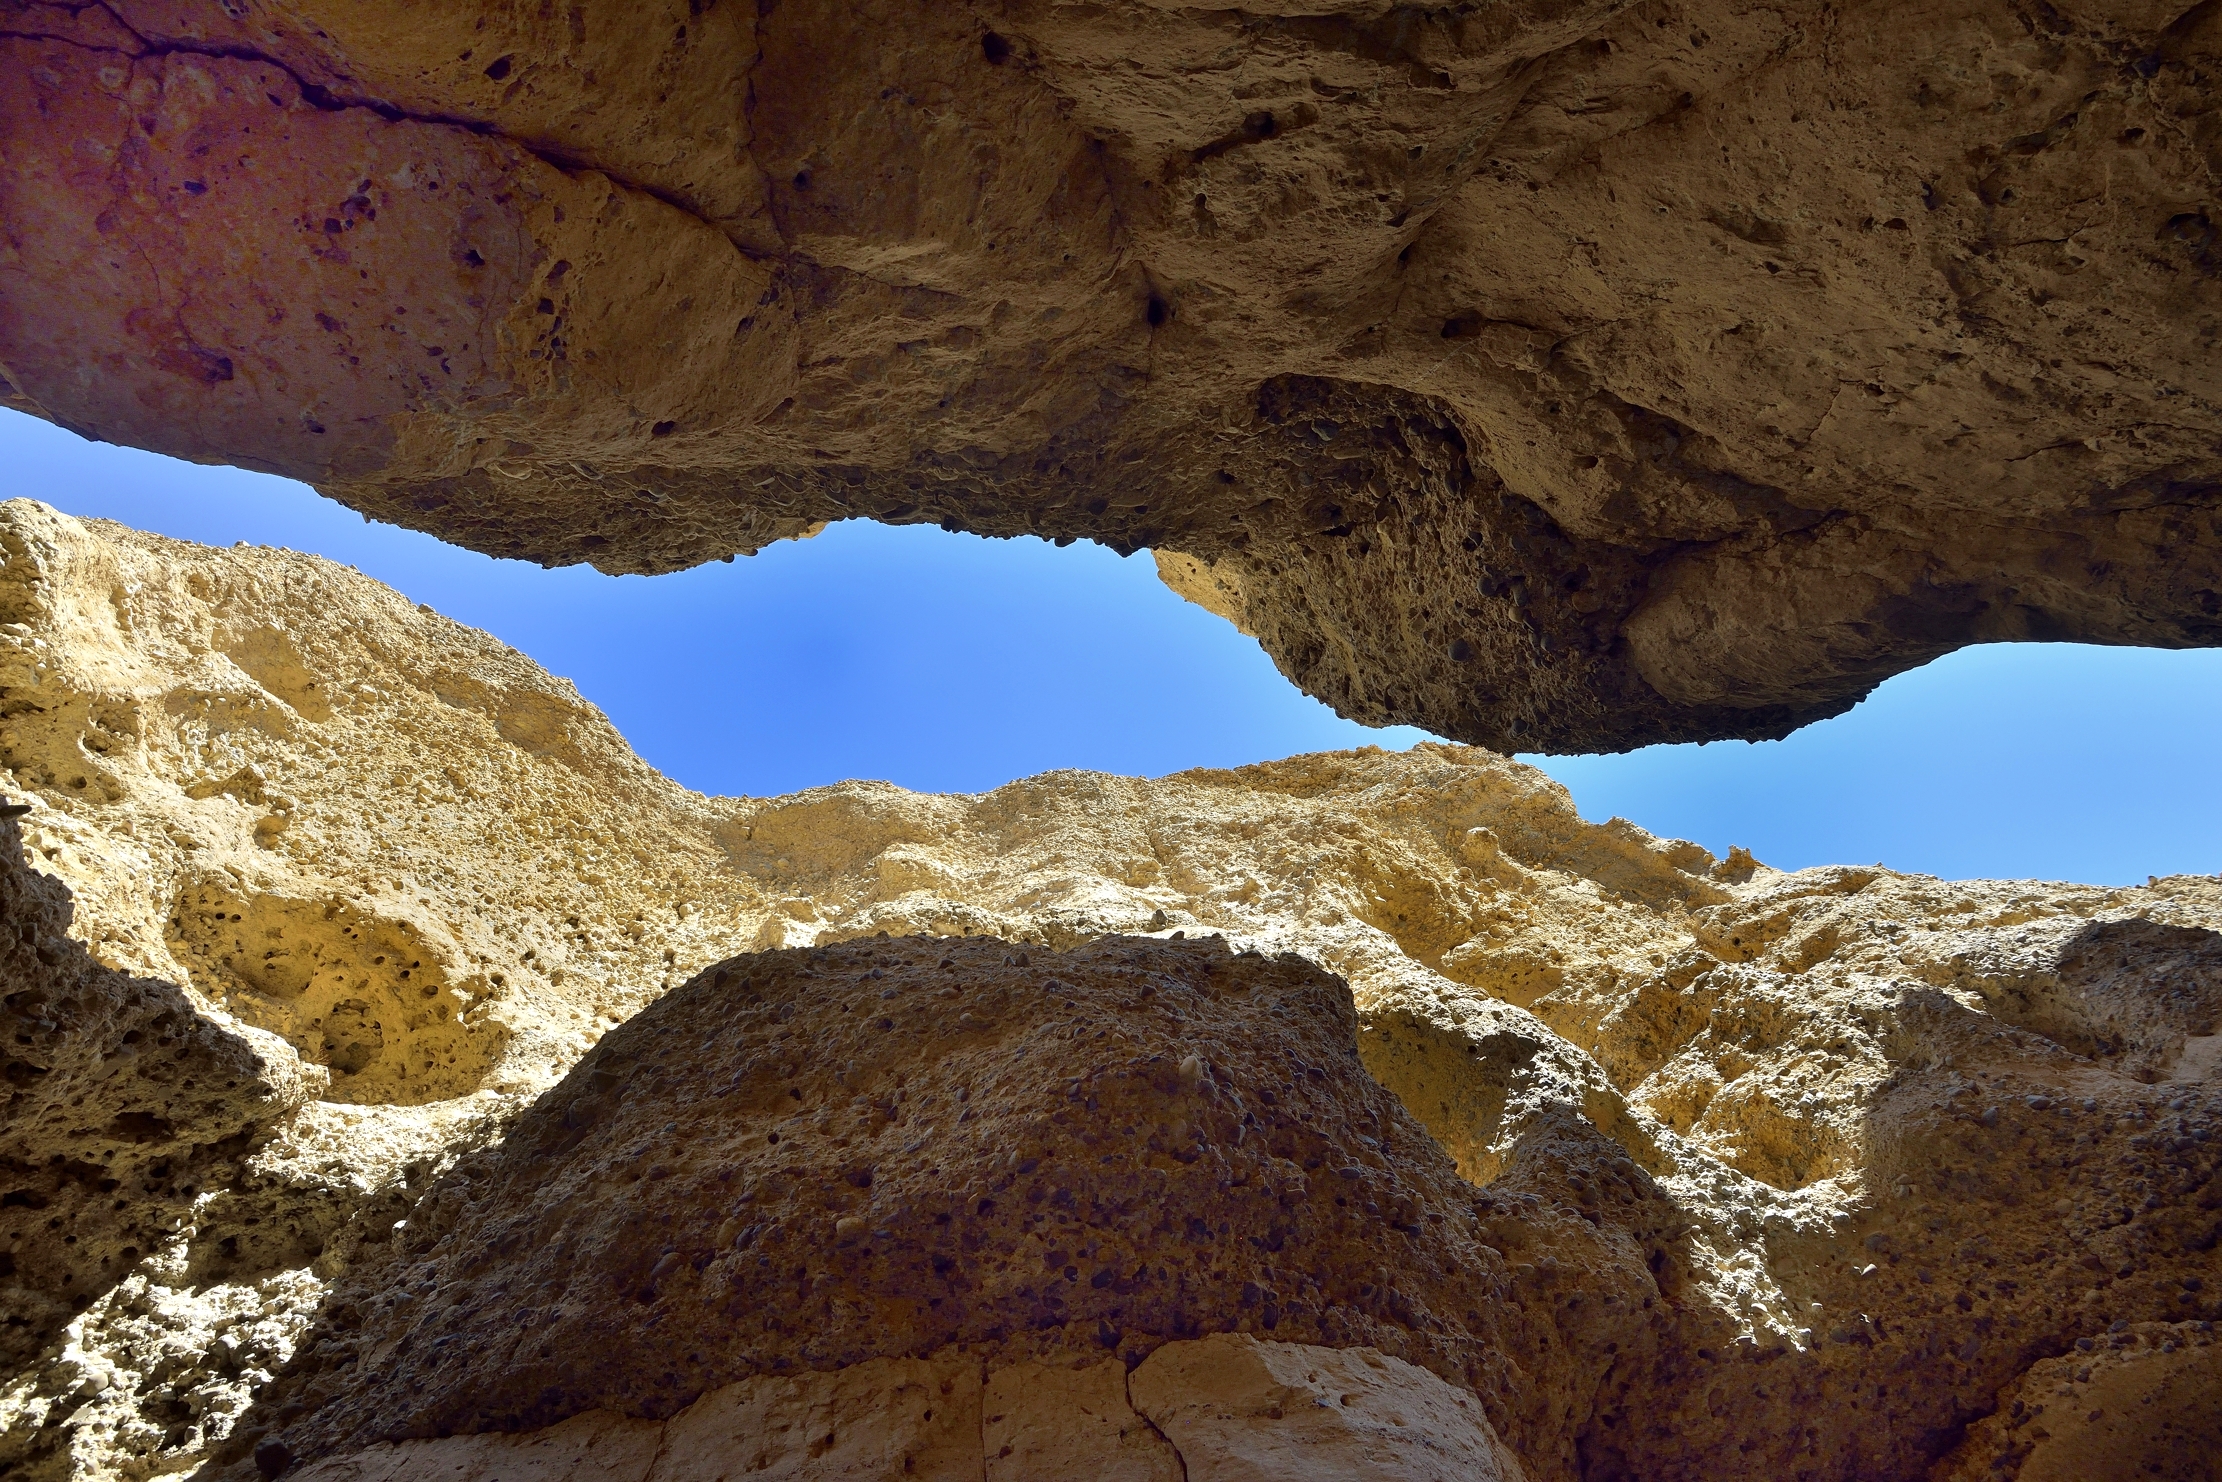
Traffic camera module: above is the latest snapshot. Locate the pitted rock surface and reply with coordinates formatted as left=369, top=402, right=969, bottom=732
left=261, top=937, right=1591, bottom=1462
left=6, top=0, right=2222, bottom=749
left=2, top=508, right=2218, bottom=1481
left=278, top=1337, right=1527, bottom=1482
left=0, top=815, right=306, bottom=1372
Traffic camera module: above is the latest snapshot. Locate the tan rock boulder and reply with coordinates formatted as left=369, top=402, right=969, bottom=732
left=983, top=1358, right=1181, bottom=1482
left=253, top=936, right=1568, bottom=1464
left=652, top=1357, right=983, bottom=1482
left=1129, top=1333, right=1527, bottom=1482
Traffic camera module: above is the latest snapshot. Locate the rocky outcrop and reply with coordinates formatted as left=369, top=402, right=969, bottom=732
left=280, top=1336, right=1523, bottom=1482
left=0, top=810, right=307, bottom=1376
left=0, top=497, right=770, bottom=1477
left=252, top=937, right=1545, bottom=1477
left=0, top=504, right=2216, bottom=1480
left=5, top=0, right=2220, bottom=750
left=220, top=926, right=2222, bottom=1482
left=1933, top=1322, right=2222, bottom=1481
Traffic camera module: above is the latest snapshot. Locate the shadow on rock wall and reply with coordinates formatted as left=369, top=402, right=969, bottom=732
left=0, top=815, right=307, bottom=1376
left=0, top=814, right=520, bottom=1480
left=205, top=928, right=2221, bottom=1482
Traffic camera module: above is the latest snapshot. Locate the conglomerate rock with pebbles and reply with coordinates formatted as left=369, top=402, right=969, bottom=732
left=6, top=0, right=2222, bottom=751
left=0, top=501, right=2215, bottom=1481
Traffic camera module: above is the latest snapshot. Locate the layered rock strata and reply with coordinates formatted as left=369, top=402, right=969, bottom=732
left=0, top=503, right=2216, bottom=1481
left=5, top=0, right=2221, bottom=749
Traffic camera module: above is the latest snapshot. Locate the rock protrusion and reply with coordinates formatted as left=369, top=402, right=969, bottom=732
left=167, top=879, right=508, bottom=1105
left=8, top=0, right=2222, bottom=749
left=283, top=1339, right=1525, bottom=1482
left=259, top=937, right=1554, bottom=1465
left=6, top=510, right=2222, bottom=1481
left=0, top=813, right=306, bottom=1372
left=1130, top=1333, right=1528, bottom=1482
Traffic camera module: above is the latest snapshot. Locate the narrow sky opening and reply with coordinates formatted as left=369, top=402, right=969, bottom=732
left=4, top=409, right=2217, bottom=885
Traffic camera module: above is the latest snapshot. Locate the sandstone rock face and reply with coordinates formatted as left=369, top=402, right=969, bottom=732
left=1129, top=1333, right=1527, bottom=1482
left=0, top=499, right=779, bottom=1476
left=282, top=1339, right=1513, bottom=1482
left=286, top=1410, right=664, bottom=1482
left=1932, top=1321, right=2222, bottom=1481
left=985, top=1356, right=1181, bottom=1482
left=228, top=925, right=2222, bottom=1482
left=0, top=506, right=2216, bottom=1481
left=6, top=0, right=2221, bottom=749
left=255, top=937, right=1567, bottom=1461
left=0, top=813, right=308, bottom=1375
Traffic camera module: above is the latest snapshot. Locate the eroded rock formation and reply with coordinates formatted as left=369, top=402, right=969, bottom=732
left=279, top=1334, right=1526, bottom=1482
left=0, top=810, right=308, bottom=1377
left=0, top=504, right=2216, bottom=1481
left=5, top=0, right=2221, bottom=749
left=259, top=937, right=1544, bottom=1479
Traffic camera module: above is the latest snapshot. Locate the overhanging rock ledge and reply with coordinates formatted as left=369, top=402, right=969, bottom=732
left=4, top=0, right=2220, bottom=749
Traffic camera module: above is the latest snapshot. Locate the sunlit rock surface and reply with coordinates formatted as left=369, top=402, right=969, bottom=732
left=0, top=503, right=2215, bottom=1481
left=5, top=0, right=2220, bottom=749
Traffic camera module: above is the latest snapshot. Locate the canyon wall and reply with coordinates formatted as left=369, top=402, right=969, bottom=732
left=0, top=501, right=2215, bottom=1481
left=4, top=0, right=2220, bottom=750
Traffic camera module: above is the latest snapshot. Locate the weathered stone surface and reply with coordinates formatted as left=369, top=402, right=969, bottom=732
left=6, top=0, right=2221, bottom=749
left=233, top=916, right=2222, bottom=1482
left=1932, top=1321, right=2222, bottom=1482
left=0, top=508, right=2217, bottom=1481
left=0, top=812, right=306, bottom=1374
left=255, top=937, right=1560, bottom=1458
left=279, top=1341, right=1513, bottom=1482
left=652, top=1356, right=984, bottom=1482
left=0, top=498, right=777, bottom=1477
left=983, top=1357, right=1182, bottom=1482
left=288, top=1410, right=663, bottom=1482
left=1129, top=1333, right=1527, bottom=1482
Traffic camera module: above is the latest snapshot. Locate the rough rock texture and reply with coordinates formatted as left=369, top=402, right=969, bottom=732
left=0, top=498, right=782, bottom=1477
left=0, top=505, right=2216, bottom=1481
left=1129, top=1333, right=1527, bottom=1482
left=0, top=813, right=307, bottom=1374
left=6, top=0, right=2222, bottom=750
left=251, top=937, right=1580, bottom=1467
left=985, top=1355, right=1181, bottom=1482
left=281, top=1337, right=1516, bottom=1482
left=226, top=925, right=2222, bottom=1482
left=1932, top=1321, right=2222, bottom=1481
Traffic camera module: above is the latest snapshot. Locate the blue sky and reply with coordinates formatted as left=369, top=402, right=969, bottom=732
left=4, top=408, right=2218, bottom=885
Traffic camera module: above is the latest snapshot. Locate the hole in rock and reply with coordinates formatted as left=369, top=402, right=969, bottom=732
left=166, top=880, right=507, bottom=1105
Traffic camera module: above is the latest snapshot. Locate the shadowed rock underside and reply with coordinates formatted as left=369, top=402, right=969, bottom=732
left=4, top=0, right=2221, bottom=749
